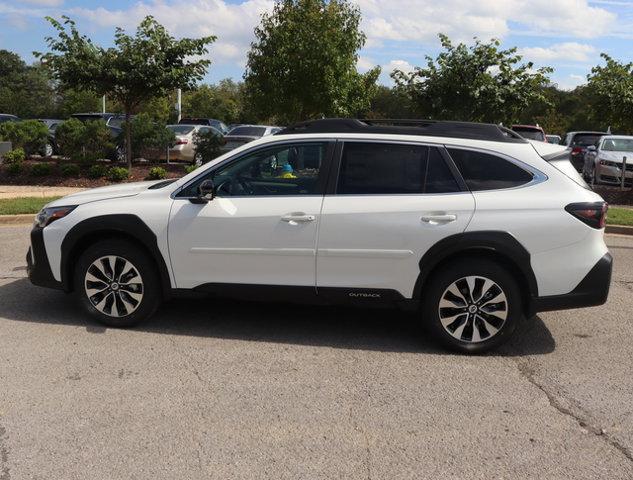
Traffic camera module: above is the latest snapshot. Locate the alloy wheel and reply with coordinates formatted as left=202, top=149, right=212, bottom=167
left=438, top=276, right=508, bottom=343
left=84, top=255, right=144, bottom=317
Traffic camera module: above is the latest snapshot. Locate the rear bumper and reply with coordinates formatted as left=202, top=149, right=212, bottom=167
left=531, top=252, right=612, bottom=313
left=27, top=226, right=63, bottom=290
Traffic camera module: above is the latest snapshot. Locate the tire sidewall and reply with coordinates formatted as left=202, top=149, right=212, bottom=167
left=423, top=259, right=522, bottom=353
left=74, top=240, right=161, bottom=327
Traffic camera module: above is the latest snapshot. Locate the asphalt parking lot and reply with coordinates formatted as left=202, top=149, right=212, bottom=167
left=0, top=224, right=632, bottom=479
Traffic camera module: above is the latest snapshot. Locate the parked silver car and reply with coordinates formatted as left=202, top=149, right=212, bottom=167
left=166, top=124, right=223, bottom=163
left=221, top=125, right=282, bottom=153
left=583, top=135, right=633, bottom=186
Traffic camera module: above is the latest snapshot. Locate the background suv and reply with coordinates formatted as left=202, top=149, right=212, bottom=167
left=27, top=118, right=611, bottom=353
left=564, top=131, right=608, bottom=172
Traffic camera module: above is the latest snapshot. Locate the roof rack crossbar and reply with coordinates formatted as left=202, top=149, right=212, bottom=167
left=276, top=118, right=526, bottom=143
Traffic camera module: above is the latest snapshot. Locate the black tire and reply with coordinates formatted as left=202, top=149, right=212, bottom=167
left=73, top=239, right=162, bottom=327
left=422, top=258, right=522, bottom=354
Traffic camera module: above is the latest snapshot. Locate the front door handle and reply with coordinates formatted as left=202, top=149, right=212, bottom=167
left=421, top=214, right=457, bottom=225
left=281, top=213, right=316, bottom=225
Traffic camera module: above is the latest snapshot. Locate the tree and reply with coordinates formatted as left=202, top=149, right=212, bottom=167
left=391, top=34, right=552, bottom=125
left=587, top=54, right=633, bottom=133
left=36, top=16, right=215, bottom=168
left=0, top=50, right=56, bottom=118
left=243, top=0, right=380, bottom=123
left=183, top=81, right=242, bottom=123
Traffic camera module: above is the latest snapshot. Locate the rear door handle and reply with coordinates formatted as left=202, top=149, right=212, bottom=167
left=421, top=214, right=457, bottom=225
left=281, top=213, right=316, bottom=225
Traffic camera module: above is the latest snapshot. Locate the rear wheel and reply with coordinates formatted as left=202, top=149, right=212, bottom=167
left=422, top=259, right=522, bottom=353
left=73, top=239, right=162, bottom=327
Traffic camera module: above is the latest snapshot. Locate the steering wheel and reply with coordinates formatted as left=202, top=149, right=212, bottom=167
left=215, top=176, right=254, bottom=196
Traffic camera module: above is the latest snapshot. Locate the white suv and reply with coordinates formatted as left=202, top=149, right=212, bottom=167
left=27, top=119, right=612, bottom=353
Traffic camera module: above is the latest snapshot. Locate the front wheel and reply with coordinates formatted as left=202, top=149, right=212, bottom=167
left=73, top=239, right=162, bottom=327
left=422, top=259, right=522, bottom=353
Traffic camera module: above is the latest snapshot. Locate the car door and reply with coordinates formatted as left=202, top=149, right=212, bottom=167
left=168, top=140, right=334, bottom=289
left=316, top=141, right=475, bottom=299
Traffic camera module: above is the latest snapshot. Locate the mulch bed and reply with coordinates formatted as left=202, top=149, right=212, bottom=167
left=592, top=185, right=633, bottom=206
left=0, top=158, right=187, bottom=188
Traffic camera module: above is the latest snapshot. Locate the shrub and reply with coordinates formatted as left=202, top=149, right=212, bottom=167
left=55, top=118, right=113, bottom=162
left=87, top=164, right=107, bottom=179
left=60, top=163, right=81, bottom=177
left=146, top=166, right=167, bottom=180
left=31, top=163, right=53, bottom=176
left=3, top=148, right=26, bottom=164
left=194, top=128, right=223, bottom=164
left=122, top=114, right=175, bottom=160
left=184, top=164, right=197, bottom=174
left=0, top=120, right=49, bottom=156
left=106, top=166, right=129, bottom=182
left=6, top=162, right=24, bottom=176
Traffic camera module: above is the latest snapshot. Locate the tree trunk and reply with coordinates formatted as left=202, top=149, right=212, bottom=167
left=125, top=110, right=132, bottom=170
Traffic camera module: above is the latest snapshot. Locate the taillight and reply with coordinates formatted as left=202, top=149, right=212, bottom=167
left=571, top=147, right=583, bottom=155
left=565, top=202, right=608, bottom=229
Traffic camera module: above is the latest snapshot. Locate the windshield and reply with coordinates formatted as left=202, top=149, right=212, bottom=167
left=229, top=126, right=266, bottom=137
left=572, top=134, right=603, bottom=147
left=602, top=138, right=633, bottom=152
left=167, top=125, right=195, bottom=135
left=513, top=128, right=545, bottom=141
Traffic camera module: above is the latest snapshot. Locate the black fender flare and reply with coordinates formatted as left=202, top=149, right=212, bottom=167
left=413, top=230, right=538, bottom=302
left=60, top=214, right=172, bottom=298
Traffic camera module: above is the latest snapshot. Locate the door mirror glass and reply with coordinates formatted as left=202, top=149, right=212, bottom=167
left=191, top=179, right=215, bottom=204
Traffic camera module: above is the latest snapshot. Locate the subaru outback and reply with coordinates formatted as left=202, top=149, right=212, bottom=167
left=27, top=119, right=612, bottom=353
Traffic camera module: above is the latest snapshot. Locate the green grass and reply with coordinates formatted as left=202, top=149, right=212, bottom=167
left=607, top=207, right=633, bottom=227
left=0, top=196, right=62, bottom=215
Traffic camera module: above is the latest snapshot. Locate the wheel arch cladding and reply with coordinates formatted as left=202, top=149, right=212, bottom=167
left=60, top=214, right=172, bottom=298
left=414, top=231, right=538, bottom=313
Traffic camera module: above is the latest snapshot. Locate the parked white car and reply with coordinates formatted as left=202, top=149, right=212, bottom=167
left=27, top=119, right=611, bottom=353
left=583, top=135, right=633, bottom=186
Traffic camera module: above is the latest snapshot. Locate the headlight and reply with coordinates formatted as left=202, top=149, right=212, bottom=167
left=35, top=206, right=77, bottom=228
left=599, top=159, right=619, bottom=167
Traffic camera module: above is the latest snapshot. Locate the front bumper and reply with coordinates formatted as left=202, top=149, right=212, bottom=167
left=596, top=164, right=633, bottom=185
left=27, top=226, right=63, bottom=290
left=531, top=252, right=612, bottom=313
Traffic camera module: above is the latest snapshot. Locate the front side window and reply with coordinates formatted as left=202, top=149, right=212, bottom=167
left=337, top=142, right=460, bottom=195
left=447, top=148, right=533, bottom=191
left=180, top=142, right=327, bottom=197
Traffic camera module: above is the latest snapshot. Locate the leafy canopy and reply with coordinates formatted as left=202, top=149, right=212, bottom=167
left=391, top=34, right=552, bottom=124
left=244, top=0, right=380, bottom=123
left=36, top=16, right=215, bottom=111
left=587, top=53, right=633, bottom=132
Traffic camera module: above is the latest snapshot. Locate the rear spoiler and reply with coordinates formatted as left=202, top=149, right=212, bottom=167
left=541, top=148, right=572, bottom=162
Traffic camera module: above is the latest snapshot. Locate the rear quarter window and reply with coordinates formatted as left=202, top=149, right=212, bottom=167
left=447, top=148, right=533, bottom=191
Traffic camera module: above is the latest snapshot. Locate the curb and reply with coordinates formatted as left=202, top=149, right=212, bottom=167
left=606, top=224, right=633, bottom=236
left=0, top=214, right=34, bottom=225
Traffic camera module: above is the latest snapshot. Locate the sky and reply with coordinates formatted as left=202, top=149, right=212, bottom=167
left=1, top=0, right=633, bottom=90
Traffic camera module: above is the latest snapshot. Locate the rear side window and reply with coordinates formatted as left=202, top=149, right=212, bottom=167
left=447, top=148, right=533, bottom=191
left=229, top=126, right=266, bottom=137
left=337, top=142, right=460, bottom=195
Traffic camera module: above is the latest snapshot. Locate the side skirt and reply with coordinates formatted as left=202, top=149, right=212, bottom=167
left=182, top=283, right=414, bottom=309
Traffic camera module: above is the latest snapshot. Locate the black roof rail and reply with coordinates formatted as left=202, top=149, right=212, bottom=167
left=275, top=118, right=527, bottom=143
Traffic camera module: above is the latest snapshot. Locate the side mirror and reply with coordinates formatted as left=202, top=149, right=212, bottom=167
left=587, top=145, right=596, bottom=151
left=190, top=179, right=215, bottom=204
